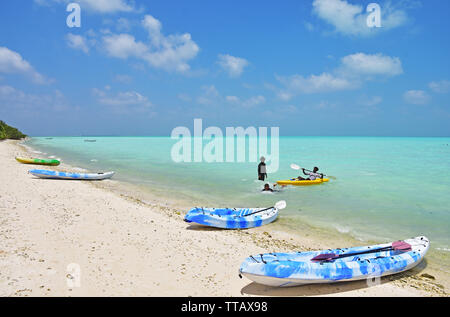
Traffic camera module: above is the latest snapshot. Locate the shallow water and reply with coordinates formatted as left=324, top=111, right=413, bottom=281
left=25, top=136, right=450, bottom=264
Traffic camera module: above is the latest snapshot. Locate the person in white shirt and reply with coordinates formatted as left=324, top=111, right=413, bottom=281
left=296, top=167, right=323, bottom=181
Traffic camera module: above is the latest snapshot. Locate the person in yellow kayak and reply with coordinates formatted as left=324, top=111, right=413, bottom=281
left=295, top=167, right=324, bottom=181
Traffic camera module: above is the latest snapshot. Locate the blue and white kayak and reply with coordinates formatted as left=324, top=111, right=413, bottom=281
left=29, top=169, right=115, bottom=180
left=239, top=236, right=429, bottom=287
left=184, top=207, right=279, bottom=229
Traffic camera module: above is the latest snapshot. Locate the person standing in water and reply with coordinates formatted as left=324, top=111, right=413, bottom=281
left=258, top=156, right=267, bottom=181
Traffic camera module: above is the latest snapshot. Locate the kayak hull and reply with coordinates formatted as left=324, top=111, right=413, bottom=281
left=29, top=169, right=114, bottom=180
left=16, top=157, right=60, bottom=166
left=276, top=178, right=329, bottom=186
left=184, top=207, right=278, bottom=229
left=240, top=236, right=429, bottom=287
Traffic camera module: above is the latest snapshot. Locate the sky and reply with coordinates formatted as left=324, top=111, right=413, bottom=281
left=0, top=0, right=449, bottom=137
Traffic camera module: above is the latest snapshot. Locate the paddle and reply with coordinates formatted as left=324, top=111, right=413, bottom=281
left=311, top=241, right=412, bottom=262
left=243, top=200, right=287, bottom=217
left=290, top=163, right=337, bottom=180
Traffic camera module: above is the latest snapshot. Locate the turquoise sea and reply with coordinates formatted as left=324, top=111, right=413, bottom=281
left=25, top=136, right=450, bottom=268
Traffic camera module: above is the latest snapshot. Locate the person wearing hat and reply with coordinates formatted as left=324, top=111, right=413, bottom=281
left=258, top=156, right=267, bottom=181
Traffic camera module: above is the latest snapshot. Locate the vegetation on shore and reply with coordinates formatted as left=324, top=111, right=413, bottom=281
left=0, top=121, right=27, bottom=140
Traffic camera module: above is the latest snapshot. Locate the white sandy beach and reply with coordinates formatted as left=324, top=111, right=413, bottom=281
left=0, top=140, right=447, bottom=297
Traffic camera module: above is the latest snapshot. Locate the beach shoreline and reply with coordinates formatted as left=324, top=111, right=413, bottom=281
left=0, top=139, right=447, bottom=296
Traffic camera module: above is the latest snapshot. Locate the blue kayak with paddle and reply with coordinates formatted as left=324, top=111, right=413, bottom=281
left=184, top=201, right=286, bottom=229
left=239, top=236, right=429, bottom=287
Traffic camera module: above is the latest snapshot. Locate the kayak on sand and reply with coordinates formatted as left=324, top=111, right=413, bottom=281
left=239, top=236, right=429, bottom=287
left=16, top=157, right=60, bottom=166
left=184, top=201, right=286, bottom=229
left=29, top=169, right=114, bottom=180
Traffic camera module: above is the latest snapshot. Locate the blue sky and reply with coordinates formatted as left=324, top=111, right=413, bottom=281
left=0, top=0, right=449, bottom=136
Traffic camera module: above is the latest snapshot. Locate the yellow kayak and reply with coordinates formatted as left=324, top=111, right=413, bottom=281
left=15, top=157, right=60, bottom=166
left=276, top=178, right=329, bottom=186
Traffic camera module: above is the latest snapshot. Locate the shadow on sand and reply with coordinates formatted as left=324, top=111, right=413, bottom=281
left=185, top=224, right=251, bottom=232
left=30, top=177, right=104, bottom=182
left=240, top=259, right=428, bottom=296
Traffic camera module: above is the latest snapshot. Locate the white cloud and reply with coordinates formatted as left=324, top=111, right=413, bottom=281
left=312, top=0, right=409, bottom=36
left=304, top=22, right=315, bottom=32
left=315, top=100, right=338, bottom=110
left=429, top=80, right=450, bottom=94
left=340, top=53, right=403, bottom=77
left=197, top=85, right=220, bottom=105
left=217, top=54, right=249, bottom=78
left=313, top=0, right=364, bottom=35
left=226, top=95, right=266, bottom=108
left=262, top=104, right=300, bottom=119
left=277, top=91, right=294, bottom=102
left=281, top=104, right=299, bottom=114
left=0, top=47, right=48, bottom=84
left=93, top=87, right=154, bottom=115
left=103, top=34, right=148, bottom=59
left=102, top=15, right=199, bottom=72
left=277, top=73, right=354, bottom=97
left=177, top=93, right=192, bottom=102
left=116, top=17, right=132, bottom=32
left=226, top=96, right=240, bottom=103
left=360, top=95, right=383, bottom=107
left=275, top=53, right=402, bottom=100
left=354, top=95, right=383, bottom=116
left=0, top=85, right=71, bottom=112
left=242, top=95, right=266, bottom=108
left=403, top=90, right=431, bottom=105
left=78, top=0, right=135, bottom=13
left=66, top=33, right=90, bottom=53
left=35, top=0, right=136, bottom=13
left=113, top=74, right=133, bottom=84
left=100, top=91, right=151, bottom=107
left=195, top=87, right=266, bottom=109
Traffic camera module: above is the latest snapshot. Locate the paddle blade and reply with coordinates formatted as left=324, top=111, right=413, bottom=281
left=311, top=253, right=338, bottom=262
left=392, top=241, right=412, bottom=252
left=290, top=164, right=300, bottom=170
left=275, top=200, right=287, bottom=210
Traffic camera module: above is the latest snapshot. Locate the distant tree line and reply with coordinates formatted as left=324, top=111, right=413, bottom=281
left=0, top=121, right=27, bottom=140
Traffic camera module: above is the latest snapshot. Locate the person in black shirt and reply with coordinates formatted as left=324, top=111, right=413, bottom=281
left=261, top=183, right=273, bottom=192
left=258, top=156, right=267, bottom=181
